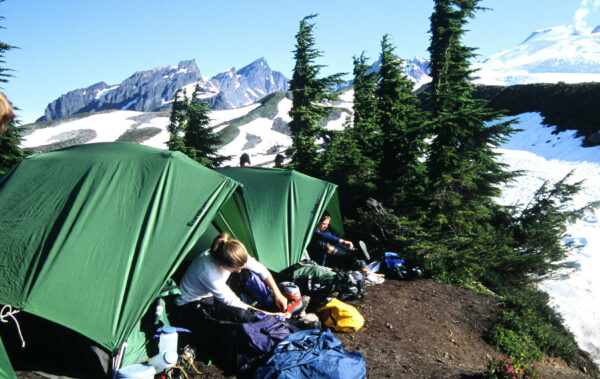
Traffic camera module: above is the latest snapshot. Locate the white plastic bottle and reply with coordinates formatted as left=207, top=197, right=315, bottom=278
left=148, top=350, right=178, bottom=373
left=158, top=326, right=178, bottom=353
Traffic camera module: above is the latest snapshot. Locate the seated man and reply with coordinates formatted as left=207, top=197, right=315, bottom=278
left=309, top=213, right=372, bottom=273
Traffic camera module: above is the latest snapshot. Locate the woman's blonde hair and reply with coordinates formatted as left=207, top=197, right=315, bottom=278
left=210, top=232, right=248, bottom=269
left=0, top=92, right=15, bottom=134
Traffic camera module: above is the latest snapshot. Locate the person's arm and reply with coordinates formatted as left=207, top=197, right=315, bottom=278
left=264, top=275, right=288, bottom=312
left=245, top=256, right=288, bottom=312
left=314, top=228, right=341, bottom=244
left=315, top=229, right=354, bottom=250
left=204, top=274, right=250, bottom=309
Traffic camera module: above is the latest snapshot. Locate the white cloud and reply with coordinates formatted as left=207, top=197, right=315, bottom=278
left=575, top=0, right=600, bottom=30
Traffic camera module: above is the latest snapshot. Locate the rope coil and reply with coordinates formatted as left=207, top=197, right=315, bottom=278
left=0, top=304, right=26, bottom=347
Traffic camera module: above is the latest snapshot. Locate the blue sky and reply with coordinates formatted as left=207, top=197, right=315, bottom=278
left=3, top=0, right=600, bottom=123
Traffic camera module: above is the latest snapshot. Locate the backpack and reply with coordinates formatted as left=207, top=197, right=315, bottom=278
left=317, top=298, right=364, bottom=333
left=252, top=329, right=366, bottom=379
left=228, top=268, right=275, bottom=310
left=277, top=260, right=338, bottom=309
left=333, top=270, right=366, bottom=304
left=278, top=282, right=304, bottom=315
left=380, top=252, right=423, bottom=280
left=278, top=260, right=366, bottom=307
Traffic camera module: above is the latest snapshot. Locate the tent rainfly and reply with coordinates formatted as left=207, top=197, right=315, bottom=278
left=0, top=142, right=257, bottom=372
left=216, top=167, right=343, bottom=272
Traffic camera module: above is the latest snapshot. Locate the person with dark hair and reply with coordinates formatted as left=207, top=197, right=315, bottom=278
left=176, top=232, right=287, bottom=313
left=274, top=154, right=284, bottom=168
left=0, top=92, right=15, bottom=134
left=239, top=153, right=251, bottom=167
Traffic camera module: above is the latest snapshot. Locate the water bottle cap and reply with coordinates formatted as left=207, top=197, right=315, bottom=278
left=162, top=326, right=177, bottom=334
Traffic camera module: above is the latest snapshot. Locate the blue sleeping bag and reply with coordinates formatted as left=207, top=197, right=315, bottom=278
left=252, top=329, right=366, bottom=379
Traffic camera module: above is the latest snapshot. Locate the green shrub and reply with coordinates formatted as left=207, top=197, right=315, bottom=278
left=488, top=326, right=543, bottom=362
left=501, top=289, right=578, bottom=364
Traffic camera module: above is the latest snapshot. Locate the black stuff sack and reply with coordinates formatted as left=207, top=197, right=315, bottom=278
left=334, top=270, right=366, bottom=304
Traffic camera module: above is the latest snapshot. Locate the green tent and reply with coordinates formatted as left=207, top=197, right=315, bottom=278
left=0, top=142, right=256, bottom=370
left=216, top=167, right=343, bottom=272
left=0, top=338, right=16, bottom=379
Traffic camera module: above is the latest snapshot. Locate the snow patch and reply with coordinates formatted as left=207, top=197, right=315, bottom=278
left=95, top=85, right=119, bottom=99
left=121, top=98, right=138, bottom=110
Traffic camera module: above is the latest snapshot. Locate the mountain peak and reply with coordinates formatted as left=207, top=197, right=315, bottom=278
left=238, top=57, right=269, bottom=75
left=521, top=25, right=579, bottom=44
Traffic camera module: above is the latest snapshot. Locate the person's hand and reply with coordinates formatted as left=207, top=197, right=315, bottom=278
left=340, top=239, right=353, bottom=250
left=274, top=292, right=288, bottom=312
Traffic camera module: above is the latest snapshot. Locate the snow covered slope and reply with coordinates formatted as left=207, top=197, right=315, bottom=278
left=494, top=113, right=600, bottom=365
left=474, top=25, right=600, bottom=85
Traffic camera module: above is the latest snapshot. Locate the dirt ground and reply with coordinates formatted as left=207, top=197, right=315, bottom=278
left=189, top=279, right=595, bottom=379
left=14, top=278, right=597, bottom=378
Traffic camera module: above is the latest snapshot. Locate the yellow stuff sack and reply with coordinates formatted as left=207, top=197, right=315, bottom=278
left=317, top=298, right=364, bottom=332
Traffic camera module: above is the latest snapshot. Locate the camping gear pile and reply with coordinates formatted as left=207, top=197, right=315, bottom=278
left=0, top=143, right=400, bottom=378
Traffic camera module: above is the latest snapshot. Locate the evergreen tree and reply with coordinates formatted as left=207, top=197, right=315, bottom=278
left=0, top=123, right=25, bottom=174
left=423, top=0, right=518, bottom=279
left=426, top=0, right=516, bottom=225
left=0, top=6, right=25, bottom=174
left=375, top=34, right=428, bottom=212
left=321, top=120, right=377, bottom=219
left=183, top=84, right=227, bottom=168
left=288, top=14, right=344, bottom=177
left=351, top=52, right=378, bottom=162
left=167, top=89, right=187, bottom=153
left=321, top=54, right=378, bottom=216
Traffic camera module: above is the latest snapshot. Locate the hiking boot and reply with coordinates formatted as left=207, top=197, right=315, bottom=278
left=358, top=240, right=370, bottom=261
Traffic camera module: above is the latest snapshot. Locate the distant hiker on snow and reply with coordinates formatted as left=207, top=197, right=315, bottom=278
left=274, top=154, right=285, bottom=168
left=240, top=153, right=251, bottom=167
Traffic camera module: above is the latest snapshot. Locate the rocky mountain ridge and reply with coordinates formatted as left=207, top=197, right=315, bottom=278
left=37, top=58, right=288, bottom=122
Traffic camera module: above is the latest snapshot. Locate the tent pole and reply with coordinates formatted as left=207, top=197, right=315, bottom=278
left=111, top=342, right=128, bottom=378
left=217, top=210, right=237, bottom=240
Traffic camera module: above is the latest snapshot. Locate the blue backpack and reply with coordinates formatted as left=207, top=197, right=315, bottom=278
left=252, top=329, right=366, bottom=379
